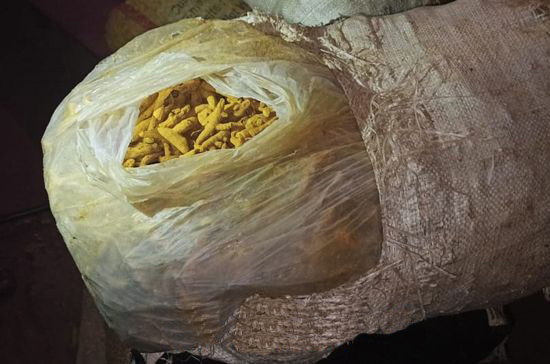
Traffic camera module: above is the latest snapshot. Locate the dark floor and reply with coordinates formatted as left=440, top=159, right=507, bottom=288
left=0, top=1, right=99, bottom=217
left=0, top=1, right=97, bottom=363
left=0, top=211, right=83, bottom=363
left=0, top=1, right=548, bottom=364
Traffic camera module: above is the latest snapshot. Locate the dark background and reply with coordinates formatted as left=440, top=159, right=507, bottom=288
left=0, top=1, right=548, bottom=363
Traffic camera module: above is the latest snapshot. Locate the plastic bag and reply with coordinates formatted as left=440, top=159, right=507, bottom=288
left=43, top=19, right=381, bottom=351
left=243, top=0, right=450, bottom=26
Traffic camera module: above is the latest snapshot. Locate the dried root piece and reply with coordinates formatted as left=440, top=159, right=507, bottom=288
left=195, top=98, right=225, bottom=145
left=125, top=142, right=160, bottom=160
left=206, top=95, right=217, bottom=109
left=123, top=78, right=278, bottom=167
left=158, top=127, right=190, bottom=154
left=258, top=102, right=274, bottom=117
left=215, top=121, right=244, bottom=131
left=139, top=129, right=162, bottom=140
left=197, top=109, right=210, bottom=126
left=132, top=118, right=151, bottom=142
left=140, top=153, right=162, bottom=166
left=123, top=158, right=136, bottom=168
left=195, top=104, right=210, bottom=113
left=198, top=130, right=228, bottom=152
left=249, top=117, right=277, bottom=136
left=163, top=142, right=171, bottom=157
left=158, top=105, right=191, bottom=128
left=173, top=117, right=199, bottom=134
left=234, top=99, right=251, bottom=117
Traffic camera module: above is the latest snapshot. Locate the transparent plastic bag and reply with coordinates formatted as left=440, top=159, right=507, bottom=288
left=243, top=0, right=447, bottom=26
left=42, top=19, right=381, bottom=351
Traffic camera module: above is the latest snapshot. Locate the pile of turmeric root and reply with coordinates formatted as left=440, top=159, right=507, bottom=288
left=123, top=78, right=277, bottom=168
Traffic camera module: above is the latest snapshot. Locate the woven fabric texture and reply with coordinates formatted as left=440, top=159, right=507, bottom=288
left=204, top=1, right=550, bottom=362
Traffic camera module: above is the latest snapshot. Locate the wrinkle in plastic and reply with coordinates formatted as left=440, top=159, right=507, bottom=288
left=42, top=19, right=381, bottom=351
